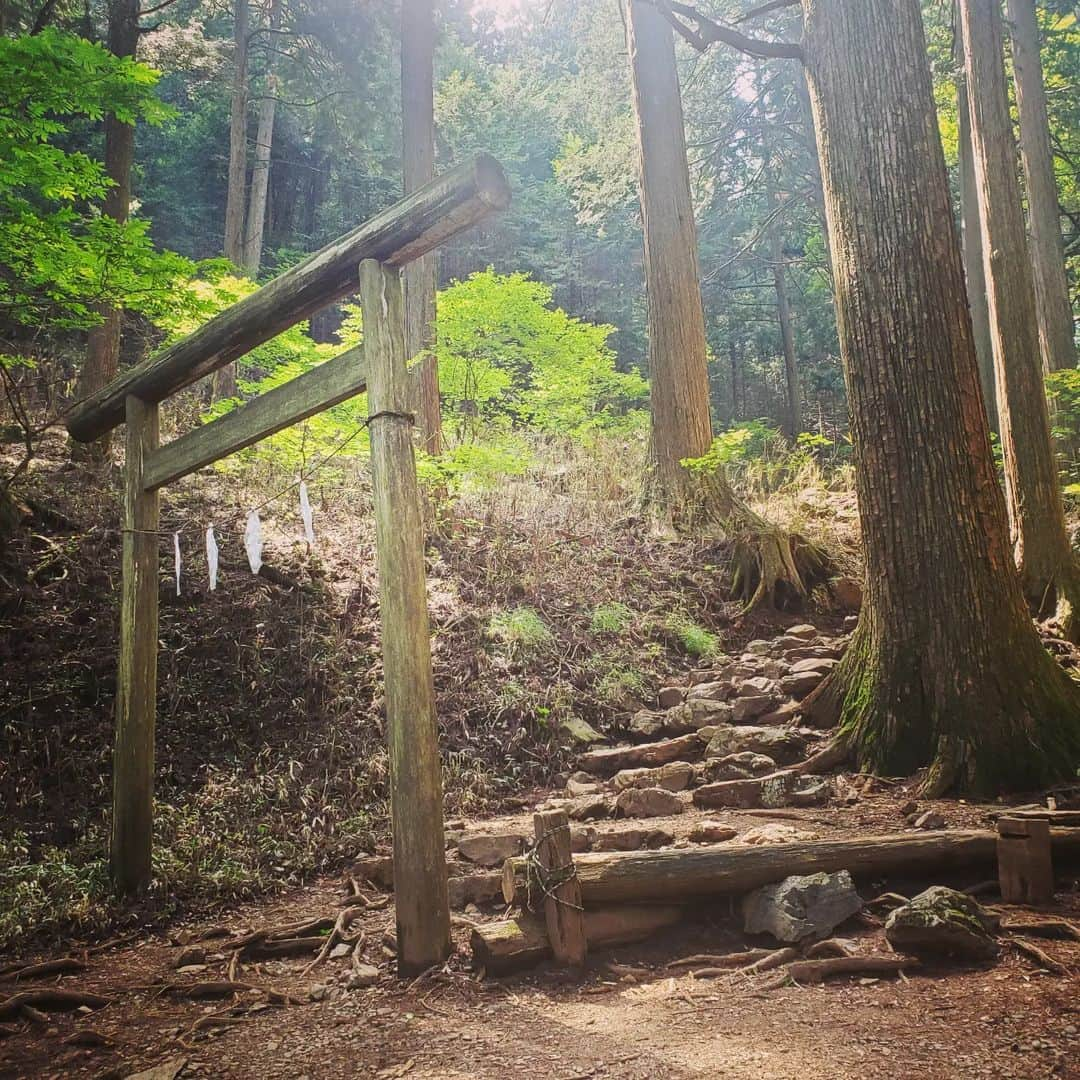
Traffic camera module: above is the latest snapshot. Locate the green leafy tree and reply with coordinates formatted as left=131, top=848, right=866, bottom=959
left=0, top=29, right=194, bottom=331
left=435, top=269, right=648, bottom=438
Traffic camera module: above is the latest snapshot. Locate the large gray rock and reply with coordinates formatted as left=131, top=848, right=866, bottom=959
left=790, top=656, right=839, bottom=675
left=885, top=887, right=999, bottom=960
left=630, top=699, right=731, bottom=739
left=705, top=725, right=808, bottom=765
left=615, top=786, right=685, bottom=818
left=743, top=870, right=863, bottom=944
left=738, top=675, right=781, bottom=697
left=565, top=794, right=615, bottom=821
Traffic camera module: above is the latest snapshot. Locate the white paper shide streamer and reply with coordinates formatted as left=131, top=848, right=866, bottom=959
left=206, top=526, right=219, bottom=591
left=244, top=510, right=263, bottom=575
left=173, top=533, right=181, bottom=597
left=299, top=481, right=315, bottom=546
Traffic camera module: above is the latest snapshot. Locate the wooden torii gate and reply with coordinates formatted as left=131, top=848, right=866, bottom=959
left=65, top=155, right=511, bottom=976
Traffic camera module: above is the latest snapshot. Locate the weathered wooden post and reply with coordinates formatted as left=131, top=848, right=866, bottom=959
left=359, top=258, right=452, bottom=975
left=997, top=816, right=1054, bottom=905
left=532, top=809, right=587, bottom=967
left=111, top=394, right=160, bottom=893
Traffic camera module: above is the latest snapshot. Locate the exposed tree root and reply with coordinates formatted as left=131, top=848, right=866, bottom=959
left=758, top=955, right=911, bottom=991
left=730, top=518, right=830, bottom=614
left=667, top=949, right=772, bottom=971
left=301, top=905, right=365, bottom=976
left=0, top=989, right=110, bottom=1021
left=160, top=980, right=305, bottom=1006
left=731, top=946, right=800, bottom=977
left=1009, top=939, right=1070, bottom=975
left=1001, top=919, right=1080, bottom=941
left=0, top=958, right=85, bottom=982
left=801, top=619, right=1080, bottom=796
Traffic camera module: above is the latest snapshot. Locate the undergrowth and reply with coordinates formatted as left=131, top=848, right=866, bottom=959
left=0, top=425, right=854, bottom=953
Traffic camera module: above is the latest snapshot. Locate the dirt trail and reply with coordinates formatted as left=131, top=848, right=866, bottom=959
left=2, top=792, right=1079, bottom=1080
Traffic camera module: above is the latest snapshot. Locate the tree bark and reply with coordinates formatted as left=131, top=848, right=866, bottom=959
left=767, top=168, right=801, bottom=441
left=957, top=58, right=998, bottom=432
left=216, top=0, right=250, bottom=399
left=402, top=0, right=442, bottom=455
left=625, top=0, right=715, bottom=510
left=75, top=0, right=140, bottom=460
left=241, top=0, right=282, bottom=276
left=799, top=0, right=1080, bottom=794
left=960, top=0, right=1080, bottom=636
left=1006, top=0, right=1079, bottom=375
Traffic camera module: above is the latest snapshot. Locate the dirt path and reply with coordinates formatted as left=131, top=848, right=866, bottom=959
left=3, top=792, right=1079, bottom=1080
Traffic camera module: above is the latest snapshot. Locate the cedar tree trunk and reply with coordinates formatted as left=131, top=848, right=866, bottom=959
left=800, top=0, right=1080, bottom=794
left=960, top=0, right=1080, bottom=637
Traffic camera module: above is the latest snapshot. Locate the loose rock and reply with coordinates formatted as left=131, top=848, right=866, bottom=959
left=732, top=694, right=780, bottom=723
left=689, top=821, right=738, bottom=843
left=457, top=833, right=527, bottom=867
left=615, top=786, right=685, bottom=818
left=885, top=886, right=999, bottom=960
left=613, top=761, right=695, bottom=793
left=705, top=725, right=808, bottom=765
left=743, top=870, right=863, bottom=944
left=592, top=825, right=675, bottom=851
left=699, top=751, right=778, bottom=783
left=565, top=794, right=615, bottom=821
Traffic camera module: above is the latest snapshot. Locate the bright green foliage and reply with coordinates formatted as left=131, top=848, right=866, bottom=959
left=682, top=421, right=785, bottom=475
left=436, top=269, right=648, bottom=437
left=487, top=606, right=554, bottom=653
left=416, top=439, right=532, bottom=496
left=589, top=602, right=634, bottom=635
left=665, top=613, right=720, bottom=659
left=596, top=665, right=646, bottom=706
left=0, top=30, right=195, bottom=329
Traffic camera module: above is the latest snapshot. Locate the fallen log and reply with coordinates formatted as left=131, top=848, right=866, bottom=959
left=471, top=904, right=682, bottom=975
left=577, top=733, right=707, bottom=777
left=502, top=829, right=1080, bottom=907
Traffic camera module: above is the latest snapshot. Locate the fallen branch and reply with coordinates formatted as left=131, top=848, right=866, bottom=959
left=0, top=989, right=111, bottom=1021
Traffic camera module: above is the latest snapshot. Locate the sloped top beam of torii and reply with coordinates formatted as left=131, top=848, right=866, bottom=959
left=66, top=155, right=511, bottom=444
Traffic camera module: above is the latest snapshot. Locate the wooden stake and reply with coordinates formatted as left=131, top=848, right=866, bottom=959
left=532, top=809, right=587, bottom=967
left=111, top=394, right=159, bottom=893
left=360, top=259, right=451, bottom=976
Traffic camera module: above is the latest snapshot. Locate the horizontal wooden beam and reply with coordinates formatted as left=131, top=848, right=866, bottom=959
left=142, top=345, right=367, bottom=491
left=67, top=154, right=510, bottom=443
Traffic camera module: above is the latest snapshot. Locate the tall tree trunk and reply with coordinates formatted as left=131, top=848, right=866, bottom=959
left=625, top=0, right=715, bottom=506
left=402, top=0, right=442, bottom=455
left=215, top=0, right=250, bottom=400
left=767, top=169, right=801, bottom=441
left=800, top=0, right=1080, bottom=794
left=957, top=55, right=998, bottom=432
left=1006, top=0, right=1079, bottom=375
left=960, top=0, right=1080, bottom=637
left=626, top=0, right=824, bottom=607
left=241, top=0, right=281, bottom=276
left=75, top=0, right=139, bottom=459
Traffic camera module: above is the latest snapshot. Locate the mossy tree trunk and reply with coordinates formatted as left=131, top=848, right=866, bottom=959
left=960, top=0, right=1080, bottom=640
left=800, top=0, right=1080, bottom=794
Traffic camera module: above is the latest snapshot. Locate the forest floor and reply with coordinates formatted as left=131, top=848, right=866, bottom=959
left=1, top=776, right=1079, bottom=1080
left=2, top=430, right=1079, bottom=1078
